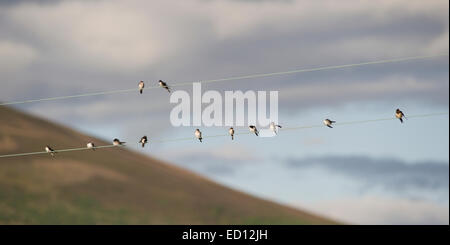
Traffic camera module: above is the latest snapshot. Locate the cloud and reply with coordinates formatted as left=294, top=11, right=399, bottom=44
left=0, top=0, right=62, bottom=6
left=5, top=1, right=174, bottom=71
left=285, top=155, right=449, bottom=192
left=0, top=40, right=37, bottom=72
left=166, top=144, right=258, bottom=163
left=280, top=75, right=448, bottom=107
left=0, top=0, right=447, bottom=153
left=299, top=196, right=449, bottom=225
left=2, top=0, right=447, bottom=72
left=161, top=144, right=260, bottom=175
left=425, top=29, right=450, bottom=54
left=200, top=0, right=447, bottom=41
left=301, top=137, right=325, bottom=146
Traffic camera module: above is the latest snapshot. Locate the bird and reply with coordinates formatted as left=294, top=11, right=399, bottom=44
left=87, top=142, right=95, bottom=151
left=113, top=138, right=126, bottom=146
left=270, top=122, right=282, bottom=135
left=395, top=109, right=406, bottom=123
left=45, top=145, right=56, bottom=157
left=229, top=127, right=235, bottom=140
left=195, top=129, right=202, bottom=142
left=249, top=125, right=259, bottom=136
left=139, top=136, right=148, bottom=148
left=158, top=80, right=171, bottom=93
left=138, top=81, right=145, bottom=94
left=323, top=119, right=336, bottom=128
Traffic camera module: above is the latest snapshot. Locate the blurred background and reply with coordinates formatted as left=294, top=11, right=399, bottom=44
left=0, top=0, right=448, bottom=224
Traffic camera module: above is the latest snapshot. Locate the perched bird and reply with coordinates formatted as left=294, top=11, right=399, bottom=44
left=229, top=127, right=235, bottom=140
left=249, top=125, right=259, bottom=136
left=139, top=136, right=148, bottom=148
left=323, top=119, right=336, bottom=128
left=195, top=129, right=202, bottom=142
left=158, top=80, right=171, bottom=93
left=138, top=81, right=145, bottom=94
left=87, top=142, right=95, bottom=151
left=45, top=145, right=56, bottom=157
left=270, top=122, right=282, bottom=135
left=113, top=138, right=126, bottom=146
left=395, top=109, right=406, bottom=123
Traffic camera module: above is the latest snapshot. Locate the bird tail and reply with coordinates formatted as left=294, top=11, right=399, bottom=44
left=331, top=121, right=336, bottom=123
left=255, top=131, right=259, bottom=136
left=277, top=125, right=282, bottom=128
left=141, top=143, right=145, bottom=148
left=399, top=118, right=403, bottom=123
left=140, top=89, right=143, bottom=94
left=327, top=125, right=333, bottom=128
left=199, top=138, right=202, bottom=142
left=231, top=135, right=234, bottom=140
left=167, top=87, right=171, bottom=93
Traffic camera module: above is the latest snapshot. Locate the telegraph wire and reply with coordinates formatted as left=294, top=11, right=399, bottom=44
left=0, top=112, right=447, bottom=158
left=1, top=53, right=447, bottom=106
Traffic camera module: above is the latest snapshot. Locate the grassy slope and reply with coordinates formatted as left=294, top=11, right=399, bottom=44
left=0, top=106, right=336, bottom=224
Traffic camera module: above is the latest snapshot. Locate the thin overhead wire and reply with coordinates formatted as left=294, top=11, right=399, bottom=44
left=282, top=112, right=449, bottom=130
left=173, top=53, right=449, bottom=87
left=0, top=145, right=124, bottom=158
left=0, top=112, right=447, bottom=159
left=0, top=53, right=447, bottom=106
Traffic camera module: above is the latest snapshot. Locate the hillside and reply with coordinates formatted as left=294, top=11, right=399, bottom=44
left=0, top=106, right=335, bottom=224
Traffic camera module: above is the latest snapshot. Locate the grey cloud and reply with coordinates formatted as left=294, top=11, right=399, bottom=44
left=170, top=153, right=238, bottom=176
left=1, top=0, right=448, bottom=100
left=278, top=74, right=449, bottom=109
left=163, top=144, right=259, bottom=176
left=285, top=155, right=449, bottom=192
left=0, top=0, right=60, bottom=6
left=0, top=0, right=448, bottom=145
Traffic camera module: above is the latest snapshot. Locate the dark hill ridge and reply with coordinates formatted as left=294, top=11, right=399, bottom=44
left=0, top=106, right=336, bottom=224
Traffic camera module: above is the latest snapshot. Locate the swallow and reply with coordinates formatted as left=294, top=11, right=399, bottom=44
left=45, top=145, right=56, bottom=157
left=249, top=125, right=259, bottom=136
left=158, top=80, right=171, bottom=93
left=195, top=129, right=202, bottom=142
left=229, top=127, right=235, bottom=140
left=270, top=122, right=282, bottom=135
left=139, top=136, right=148, bottom=148
left=395, top=109, right=406, bottom=123
left=113, top=138, right=126, bottom=146
left=323, top=119, right=336, bottom=128
left=138, top=81, right=145, bottom=94
left=87, top=142, right=95, bottom=151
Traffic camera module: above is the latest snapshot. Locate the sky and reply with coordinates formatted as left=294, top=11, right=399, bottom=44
left=0, top=0, right=448, bottom=224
